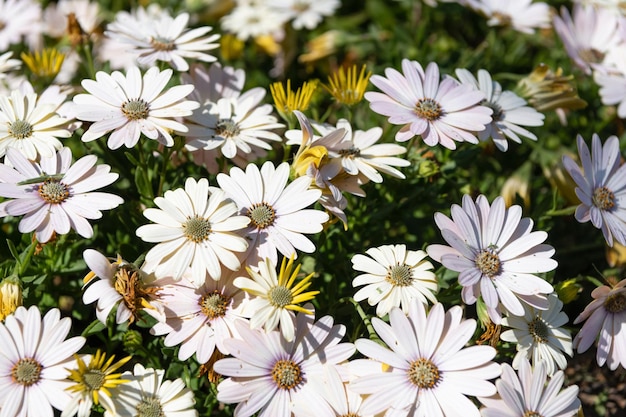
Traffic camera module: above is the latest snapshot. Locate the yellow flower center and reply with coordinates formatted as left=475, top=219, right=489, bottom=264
left=523, top=412, right=543, bottom=417
left=11, top=357, right=42, bottom=386
left=604, top=293, right=626, bottom=313
left=8, top=119, right=33, bottom=139
left=182, top=215, right=212, bottom=243
left=122, top=99, right=150, bottom=120
left=247, top=202, right=276, bottom=229
left=271, top=359, right=302, bottom=390
left=268, top=285, right=293, bottom=308
left=415, top=98, right=443, bottom=121
left=386, top=263, right=413, bottom=287
left=200, top=292, right=229, bottom=320
left=149, top=36, right=176, bottom=52
left=38, top=178, right=70, bottom=204
left=592, top=186, right=615, bottom=211
left=408, top=357, right=440, bottom=389
left=475, top=250, right=501, bottom=278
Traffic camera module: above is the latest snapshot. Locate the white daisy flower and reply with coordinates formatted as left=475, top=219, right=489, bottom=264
left=0, top=89, right=72, bottom=160
left=479, top=358, right=580, bottom=417
left=220, top=3, right=289, bottom=41
left=214, top=310, right=355, bottom=417
left=0, top=0, right=42, bottom=51
left=216, top=161, right=329, bottom=267
left=0, top=51, right=21, bottom=80
left=455, top=68, right=544, bottom=152
left=501, top=293, right=573, bottom=376
left=73, top=66, right=199, bottom=150
left=562, top=134, right=626, bottom=247
left=427, top=194, right=557, bottom=324
left=0, top=147, right=123, bottom=243
left=136, top=177, right=250, bottom=285
left=43, top=0, right=101, bottom=39
left=107, top=363, right=197, bottom=417
left=105, top=8, right=220, bottom=72
left=468, top=0, right=551, bottom=34
left=0, top=306, right=86, bottom=417
left=149, top=270, right=249, bottom=363
left=351, top=244, right=438, bottom=317
left=365, top=59, right=492, bottom=149
left=351, top=300, right=500, bottom=417
left=267, top=0, right=341, bottom=30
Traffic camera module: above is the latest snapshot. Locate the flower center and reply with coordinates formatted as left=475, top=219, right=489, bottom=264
left=122, top=99, right=150, bottom=120
left=528, top=316, right=549, bottom=343
left=38, top=178, right=70, bottom=204
left=271, top=359, right=302, bottom=390
left=475, top=250, right=501, bottom=278
left=11, top=357, right=42, bottom=386
left=215, top=118, right=240, bottom=138
left=604, top=293, right=626, bottom=313
left=408, top=357, right=440, bottom=389
left=149, top=36, right=176, bottom=52
left=182, top=215, right=212, bottom=243
left=579, top=48, right=604, bottom=64
left=200, top=291, right=229, bottom=320
left=592, top=186, right=615, bottom=211
left=483, top=100, right=504, bottom=121
left=386, top=263, right=413, bottom=286
left=339, top=146, right=361, bottom=159
left=83, top=369, right=106, bottom=391
left=8, top=119, right=33, bottom=139
left=136, top=396, right=165, bottom=417
left=338, top=414, right=359, bottom=417
left=268, top=285, right=293, bottom=308
left=247, top=202, right=276, bottom=229
left=414, top=98, right=443, bottom=121
left=523, top=412, right=543, bottom=417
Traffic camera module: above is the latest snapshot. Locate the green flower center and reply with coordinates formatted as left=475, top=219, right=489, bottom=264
left=604, top=293, right=626, bottom=313
left=11, top=357, right=42, bottom=386
left=271, top=359, right=302, bottom=390
left=247, top=202, right=276, bottom=229
left=200, top=292, right=229, bottom=320
left=408, top=357, right=440, bottom=389
left=215, top=119, right=240, bottom=138
left=183, top=216, right=212, bottom=243
left=268, top=285, right=293, bottom=308
left=415, top=98, right=443, bottom=121
left=475, top=250, right=501, bottom=278
left=136, top=396, right=165, bottom=417
left=528, top=316, right=549, bottom=343
left=122, top=99, right=150, bottom=120
left=83, top=369, right=106, bottom=391
left=149, top=36, right=176, bottom=52
left=38, top=178, right=69, bottom=204
left=386, top=263, right=413, bottom=287
left=9, top=119, right=33, bottom=139
left=592, top=186, right=615, bottom=211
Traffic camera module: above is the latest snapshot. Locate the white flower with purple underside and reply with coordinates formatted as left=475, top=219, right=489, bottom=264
left=427, top=194, right=557, bottom=325
left=501, top=293, right=573, bottom=376
left=352, top=244, right=438, bottom=317
left=216, top=161, right=329, bottom=267
left=73, top=66, right=199, bottom=149
left=0, top=147, right=123, bottom=243
left=563, top=134, right=626, bottom=247
left=365, top=59, right=492, bottom=149
left=455, top=68, right=544, bottom=152
left=136, top=177, right=250, bottom=286
left=351, top=300, right=500, bottom=417
left=573, top=278, right=626, bottom=370
left=0, top=306, right=85, bottom=417
left=214, top=310, right=355, bottom=417
left=149, top=271, right=248, bottom=363
left=479, top=358, right=580, bottom=417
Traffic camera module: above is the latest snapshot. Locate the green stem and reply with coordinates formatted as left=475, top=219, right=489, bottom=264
left=340, top=297, right=380, bottom=343
left=15, top=241, right=37, bottom=276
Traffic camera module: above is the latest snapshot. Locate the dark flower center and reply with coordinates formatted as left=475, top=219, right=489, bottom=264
left=528, top=316, right=549, bottom=343
left=475, top=250, right=501, bottom=278
left=215, top=119, right=240, bottom=138
left=247, top=202, right=276, bottom=229
left=200, top=291, right=229, bottom=320
left=122, top=99, right=150, bottom=120
left=11, top=357, right=42, bottom=386
left=271, top=359, right=302, bottom=390
left=408, top=357, right=440, bottom=389
left=386, top=263, right=413, bottom=286
left=592, top=186, right=615, bottom=211
left=604, top=293, right=626, bottom=313
left=415, top=98, right=443, bottom=121
left=149, top=36, right=176, bottom=52
left=38, top=178, right=70, bottom=204
left=339, top=146, right=361, bottom=159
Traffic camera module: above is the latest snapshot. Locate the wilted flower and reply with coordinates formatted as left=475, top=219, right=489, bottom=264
left=0, top=275, right=22, bottom=321
left=517, top=64, right=587, bottom=112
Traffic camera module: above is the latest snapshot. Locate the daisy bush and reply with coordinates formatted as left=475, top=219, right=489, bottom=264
left=5, top=1, right=626, bottom=417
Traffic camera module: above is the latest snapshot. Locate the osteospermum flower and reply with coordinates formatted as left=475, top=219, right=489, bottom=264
left=573, top=277, right=626, bottom=370
left=234, top=255, right=319, bottom=342
left=469, top=0, right=551, bottom=34
left=365, top=59, right=492, bottom=149
left=479, top=358, right=580, bottom=417
left=351, top=300, right=501, bottom=417
left=0, top=276, right=22, bottom=321
left=136, top=177, right=250, bottom=285
left=351, top=244, right=438, bottom=317
left=563, top=134, right=626, bottom=247
left=214, top=310, right=355, bottom=417
left=268, top=0, right=340, bottom=30
left=216, top=161, right=329, bottom=267
left=105, top=9, right=220, bottom=72
left=82, top=249, right=159, bottom=325
left=0, top=306, right=86, bottom=417
left=500, top=293, right=573, bottom=376
left=270, top=79, right=317, bottom=118
left=0, top=147, right=123, bottom=243
left=0, top=88, right=72, bottom=160
left=0, top=0, right=42, bottom=51
left=63, top=350, right=131, bottom=417
left=107, top=363, right=197, bottom=417
left=149, top=271, right=248, bottom=363
left=325, top=64, right=371, bottom=106
left=73, top=66, right=199, bottom=149
left=455, top=68, right=544, bottom=152
left=427, top=194, right=557, bottom=324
